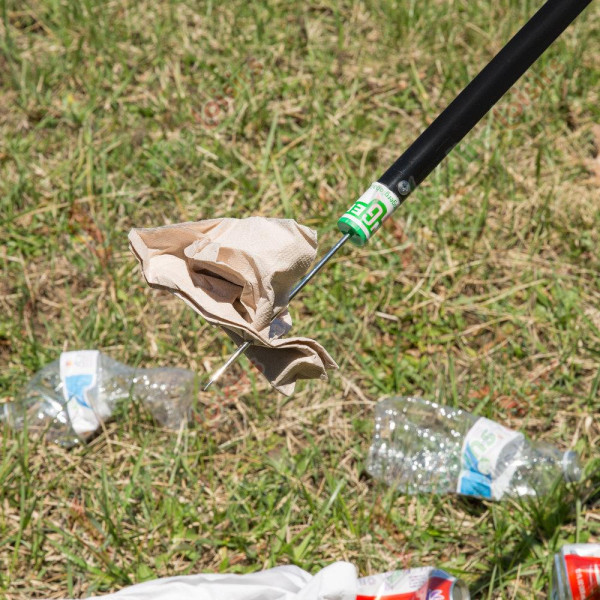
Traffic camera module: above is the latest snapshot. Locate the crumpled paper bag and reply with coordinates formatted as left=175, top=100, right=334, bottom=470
left=129, top=218, right=337, bottom=395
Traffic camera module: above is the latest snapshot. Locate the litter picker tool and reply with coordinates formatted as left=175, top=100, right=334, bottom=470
left=203, top=0, right=593, bottom=391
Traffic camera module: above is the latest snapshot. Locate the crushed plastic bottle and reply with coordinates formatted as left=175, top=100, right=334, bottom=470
left=552, top=544, right=600, bottom=600
left=0, top=350, right=196, bottom=448
left=367, top=396, right=581, bottom=501
left=357, top=566, right=469, bottom=600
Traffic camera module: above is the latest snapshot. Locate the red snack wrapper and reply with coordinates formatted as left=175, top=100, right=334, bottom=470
left=356, top=567, right=469, bottom=600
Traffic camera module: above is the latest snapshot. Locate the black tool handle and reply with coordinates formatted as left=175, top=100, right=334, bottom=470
left=337, top=0, right=592, bottom=246
left=378, top=0, right=593, bottom=197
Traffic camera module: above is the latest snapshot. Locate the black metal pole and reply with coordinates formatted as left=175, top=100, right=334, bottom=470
left=377, top=0, right=593, bottom=197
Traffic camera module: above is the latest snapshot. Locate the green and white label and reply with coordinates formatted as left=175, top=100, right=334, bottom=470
left=458, top=418, right=524, bottom=500
left=337, top=182, right=400, bottom=246
left=60, top=350, right=111, bottom=436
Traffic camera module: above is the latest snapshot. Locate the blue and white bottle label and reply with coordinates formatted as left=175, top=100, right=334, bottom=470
left=457, top=417, right=524, bottom=500
left=60, top=350, right=109, bottom=436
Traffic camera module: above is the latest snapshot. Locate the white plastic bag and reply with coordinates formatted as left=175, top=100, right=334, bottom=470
left=59, top=563, right=354, bottom=600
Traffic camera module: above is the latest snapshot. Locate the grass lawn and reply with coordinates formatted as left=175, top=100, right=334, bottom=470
left=1, top=0, right=599, bottom=597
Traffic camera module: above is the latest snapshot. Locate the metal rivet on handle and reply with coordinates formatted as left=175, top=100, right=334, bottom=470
left=397, top=180, right=411, bottom=196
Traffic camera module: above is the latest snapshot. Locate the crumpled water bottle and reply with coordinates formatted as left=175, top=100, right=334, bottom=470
left=367, top=396, right=581, bottom=500
left=0, top=350, right=196, bottom=448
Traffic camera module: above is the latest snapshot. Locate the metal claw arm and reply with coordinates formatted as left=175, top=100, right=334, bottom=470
left=203, top=234, right=350, bottom=391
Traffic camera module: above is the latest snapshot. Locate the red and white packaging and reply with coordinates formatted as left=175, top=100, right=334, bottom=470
left=357, top=566, right=469, bottom=600
left=553, top=544, right=600, bottom=600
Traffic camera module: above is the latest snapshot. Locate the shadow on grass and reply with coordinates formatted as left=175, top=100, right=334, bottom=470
left=468, top=478, right=591, bottom=596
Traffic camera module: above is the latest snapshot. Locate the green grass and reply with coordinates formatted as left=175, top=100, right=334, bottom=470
left=1, top=0, right=599, bottom=597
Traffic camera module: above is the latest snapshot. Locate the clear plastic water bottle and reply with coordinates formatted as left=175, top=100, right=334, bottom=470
left=0, top=351, right=196, bottom=448
left=367, top=397, right=581, bottom=500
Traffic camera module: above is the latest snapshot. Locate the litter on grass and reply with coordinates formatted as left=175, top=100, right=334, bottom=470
left=58, top=562, right=469, bottom=600
left=0, top=350, right=195, bottom=447
left=368, top=396, right=581, bottom=500
left=129, top=217, right=337, bottom=395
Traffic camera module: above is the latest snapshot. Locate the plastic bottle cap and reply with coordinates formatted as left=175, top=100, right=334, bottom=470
left=0, top=403, right=8, bottom=424
left=561, top=451, right=582, bottom=483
